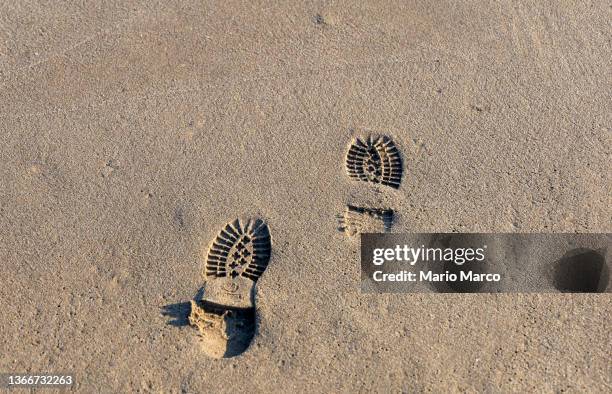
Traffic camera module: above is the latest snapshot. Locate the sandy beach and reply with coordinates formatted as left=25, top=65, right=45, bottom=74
left=1, top=1, right=611, bottom=392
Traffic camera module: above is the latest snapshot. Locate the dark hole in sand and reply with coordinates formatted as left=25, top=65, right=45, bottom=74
left=554, top=249, right=608, bottom=293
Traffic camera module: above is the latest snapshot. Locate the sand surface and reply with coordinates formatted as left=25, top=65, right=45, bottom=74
left=1, top=1, right=611, bottom=392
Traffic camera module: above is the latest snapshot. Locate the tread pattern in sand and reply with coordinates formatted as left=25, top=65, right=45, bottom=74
left=206, top=219, right=271, bottom=281
left=189, top=218, right=272, bottom=358
left=346, top=135, right=402, bottom=189
left=338, top=205, right=394, bottom=236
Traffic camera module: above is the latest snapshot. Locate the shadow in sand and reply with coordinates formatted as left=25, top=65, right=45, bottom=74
left=161, top=288, right=204, bottom=327
left=161, top=302, right=192, bottom=327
